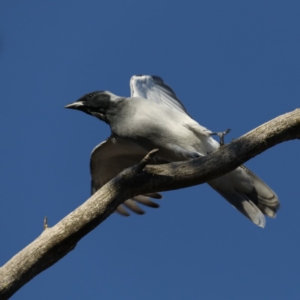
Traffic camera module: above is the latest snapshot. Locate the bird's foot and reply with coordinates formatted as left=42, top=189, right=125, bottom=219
left=210, top=129, right=231, bottom=146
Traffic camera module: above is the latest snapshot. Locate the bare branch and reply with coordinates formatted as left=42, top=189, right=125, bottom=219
left=0, top=109, right=299, bottom=299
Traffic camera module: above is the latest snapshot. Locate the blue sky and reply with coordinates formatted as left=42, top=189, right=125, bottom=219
left=1, top=1, right=300, bottom=299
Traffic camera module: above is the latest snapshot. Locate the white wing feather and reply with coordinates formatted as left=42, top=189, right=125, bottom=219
left=130, top=75, right=189, bottom=115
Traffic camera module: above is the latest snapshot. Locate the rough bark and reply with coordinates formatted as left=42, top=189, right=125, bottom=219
left=0, top=109, right=299, bottom=299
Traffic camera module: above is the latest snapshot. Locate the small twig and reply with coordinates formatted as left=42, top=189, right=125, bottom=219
left=134, top=149, right=159, bottom=173
left=43, top=217, right=48, bottom=230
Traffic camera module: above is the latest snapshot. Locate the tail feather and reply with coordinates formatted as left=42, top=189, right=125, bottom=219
left=239, top=165, right=280, bottom=217
left=211, top=186, right=266, bottom=227
left=209, top=165, right=280, bottom=227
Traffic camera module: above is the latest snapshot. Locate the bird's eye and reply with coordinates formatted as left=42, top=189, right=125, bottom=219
left=88, top=94, right=94, bottom=99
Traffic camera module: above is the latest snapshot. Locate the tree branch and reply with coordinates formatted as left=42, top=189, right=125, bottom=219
left=0, top=109, right=299, bottom=299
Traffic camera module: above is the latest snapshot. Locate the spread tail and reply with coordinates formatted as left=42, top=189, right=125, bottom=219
left=209, top=165, right=280, bottom=228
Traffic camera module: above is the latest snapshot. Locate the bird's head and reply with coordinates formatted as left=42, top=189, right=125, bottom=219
left=65, top=91, right=120, bottom=123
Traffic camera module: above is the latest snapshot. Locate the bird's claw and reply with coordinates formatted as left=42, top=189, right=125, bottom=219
left=210, top=128, right=231, bottom=146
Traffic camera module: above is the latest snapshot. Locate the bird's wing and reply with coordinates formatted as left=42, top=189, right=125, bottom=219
left=130, top=75, right=189, bottom=115
left=90, top=137, right=164, bottom=216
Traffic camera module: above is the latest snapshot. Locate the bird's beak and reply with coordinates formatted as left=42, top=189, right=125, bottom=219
left=64, top=101, right=85, bottom=109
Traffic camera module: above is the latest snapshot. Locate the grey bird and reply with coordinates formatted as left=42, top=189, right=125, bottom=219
left=65, top=75, right=280, bottom=227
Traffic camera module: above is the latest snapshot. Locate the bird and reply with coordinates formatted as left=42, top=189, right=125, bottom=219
left=65, top=75, right=280, bottom=227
